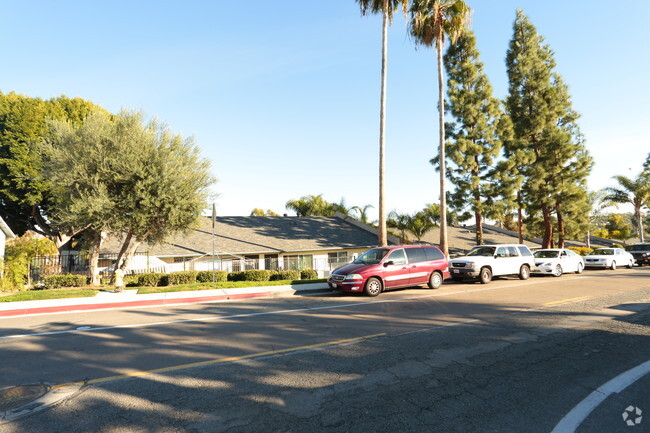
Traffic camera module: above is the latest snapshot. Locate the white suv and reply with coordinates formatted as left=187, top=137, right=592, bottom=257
left=448, top=244, right=535, bottom=284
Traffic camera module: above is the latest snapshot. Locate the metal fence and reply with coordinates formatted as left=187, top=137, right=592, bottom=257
left=30, top=253, right=354, bottom=283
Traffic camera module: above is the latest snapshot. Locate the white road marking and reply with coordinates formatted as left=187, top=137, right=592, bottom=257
left=551, top=360, right=650, bottom=433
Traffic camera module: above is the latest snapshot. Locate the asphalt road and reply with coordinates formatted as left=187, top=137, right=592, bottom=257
left=1, top=267, right=649, bottom=433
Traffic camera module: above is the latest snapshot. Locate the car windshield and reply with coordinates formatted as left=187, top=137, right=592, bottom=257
left=354, top=248, right=389, bottom=265
left=626, top=244, right=650, bottom=252
left=590, top=249, right=614, bottom=256
left=534, top=250, right=559, bottom=259
left=467, top=246, right=496, bottom=257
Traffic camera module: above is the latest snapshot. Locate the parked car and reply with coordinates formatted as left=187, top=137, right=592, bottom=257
left=532, top=248, right=585, bottom=277
left=625, top=243, right=650, bottom=266
left=327, top=245, right=449, bottom=297
left=448, top=244, right=535, bottom=284
left=584, top=248, right=635, bottom=269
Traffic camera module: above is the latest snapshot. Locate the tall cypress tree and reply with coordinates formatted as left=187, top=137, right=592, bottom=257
left=442, top=31, right=502, bottom=245
left=505, top=10, right=591, bottom=248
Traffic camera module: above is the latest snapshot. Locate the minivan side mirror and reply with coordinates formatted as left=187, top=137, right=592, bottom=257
left=384, top=261, right=394, bottom=267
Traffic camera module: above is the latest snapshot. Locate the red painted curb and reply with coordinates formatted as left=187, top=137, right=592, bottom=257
left=0, top=291, right=273, bottom=317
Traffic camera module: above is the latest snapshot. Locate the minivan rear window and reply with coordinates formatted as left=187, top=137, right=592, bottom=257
left=424, top=247, right=445, bottom=261
left=405, top=248, right=428, bottom=263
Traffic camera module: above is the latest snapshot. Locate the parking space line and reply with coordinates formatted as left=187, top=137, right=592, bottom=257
left=543, top=296, right=591, bottom=306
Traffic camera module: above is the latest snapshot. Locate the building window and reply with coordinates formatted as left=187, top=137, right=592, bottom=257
left=283, top=255, right=313, bottom=271
left=328, top=252, right=348, bottom=265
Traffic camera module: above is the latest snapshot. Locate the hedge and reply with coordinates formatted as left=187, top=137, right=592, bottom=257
left=161, top=271, right=198, bottom=286
left=568, top=247, right=593, bottom=257
left=300, top=268, right=318, bottom=280
left=137, top=272, right=166, bottom=287
left=196, top=270, right=227, bottom=283
left=228, top=270, right=278, bottom=282
left=271, top=270, right=301, bottom=281
left=43, top=274, right=88, bottom=289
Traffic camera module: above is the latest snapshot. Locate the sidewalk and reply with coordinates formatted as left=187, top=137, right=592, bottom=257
left=0, top=283, right=333, bottom=318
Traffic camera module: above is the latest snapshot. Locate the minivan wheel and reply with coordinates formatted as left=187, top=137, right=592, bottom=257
left=364, top=277, right=382, bottom=297
left=519, top=265, right=530, bottom=280
left=428, top=271, right=443, bottom=289
left=479, top=267, right=492, bottom=284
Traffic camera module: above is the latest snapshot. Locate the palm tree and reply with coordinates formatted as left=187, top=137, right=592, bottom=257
left=604, top=174, right=650, bottom=243
left=356, top=0, right=409, bottom=247
left=409, top=0, right=471, bottom=258
left=407, top=212, right=435, bottom=242
left=351, top=204, right=375, bottom=224
left=387, top=210, right=410, bottom=244
left=285, top=194, right=332, bottom=216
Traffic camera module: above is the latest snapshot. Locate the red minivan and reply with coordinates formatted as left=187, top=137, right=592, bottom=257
left=327, top=245, right=449, bottom=297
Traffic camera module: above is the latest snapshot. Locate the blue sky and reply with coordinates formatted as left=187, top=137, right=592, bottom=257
left=1, top=1, right=648, bottom=219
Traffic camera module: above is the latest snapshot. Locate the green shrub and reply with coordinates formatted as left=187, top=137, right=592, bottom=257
left=137, top=272, right=165, bottom=287
left=124, top=275, right=139, bottom=287
left=272, top=270, right=301, bottom=281
left=568, top=247, right=593, bottom=257
left=241, top=269, right=274, bottom=282
left=43, top=274, right=88, bottom=289
left=300, top=268, right=318, bottom=280
left=161, top=271, right=198, bottom=286
left=227, top=271, right=245, bottom=282
left=196, top=271, right=227, bottom=283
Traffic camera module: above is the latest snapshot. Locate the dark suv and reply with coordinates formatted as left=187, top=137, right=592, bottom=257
left=625, top=243, right=650, bottom=266
left=327, top=245, right=449, bottom=296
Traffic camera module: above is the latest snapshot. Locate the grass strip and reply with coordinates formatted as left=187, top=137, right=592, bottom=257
left=136, top=279, right=327, bottom=294
left=0, top=279, right=328, bottom=302
left=0, top=289, right=99, bottom=303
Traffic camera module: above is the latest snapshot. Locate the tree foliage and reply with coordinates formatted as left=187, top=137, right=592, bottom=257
left=2, top=233, right=58, bottom=290
left=604, top=173, right=650, bottom=242
left=0, top=92, right=106, bottom=242
left=442, top=30, right=502, bottom=245
left=505, top=10, right=592, bottom=248
left=43, top=110, right=214, bottom=284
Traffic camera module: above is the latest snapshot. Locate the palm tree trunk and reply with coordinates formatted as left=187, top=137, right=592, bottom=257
left=377, top=4, right=389, bottom=247
left=636, top=207, right=645, bottom=243
left=437, top=38, right=448, bottom=258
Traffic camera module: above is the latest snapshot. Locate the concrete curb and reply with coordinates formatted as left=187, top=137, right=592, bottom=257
left=0, top=283, right=332, bottom=318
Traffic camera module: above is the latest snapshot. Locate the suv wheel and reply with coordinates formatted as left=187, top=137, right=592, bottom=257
left=519, top=265, right=530, bottom=280
left=479, top=267, right=492, bottom=284
left=428, top=271, right=443, bottom=289
left=364, top=277, right=382, bottom=297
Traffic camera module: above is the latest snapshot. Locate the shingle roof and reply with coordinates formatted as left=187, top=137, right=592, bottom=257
left=101, top=214, right=391, bottom=257
left=100, top=214, right=605, bottom=259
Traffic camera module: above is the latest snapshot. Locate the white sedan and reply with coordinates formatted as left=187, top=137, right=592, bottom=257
left=584, top=248, right=635, bottom=269
left=533, top=249, right=585, bottom=277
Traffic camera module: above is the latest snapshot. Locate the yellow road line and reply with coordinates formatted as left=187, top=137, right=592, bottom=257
left=64, top=332, right=386, bottom=387
left=543, top=296, right=591, bottom=306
